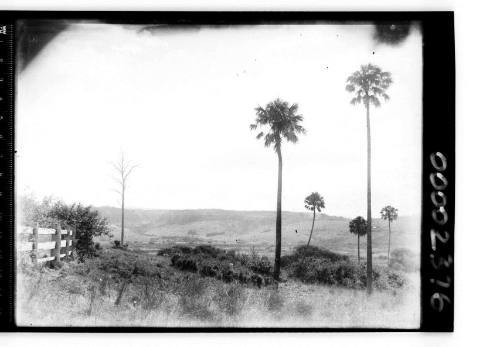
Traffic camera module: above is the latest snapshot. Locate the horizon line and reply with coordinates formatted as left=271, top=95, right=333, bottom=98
left=95, top=205, right=420, bottom=219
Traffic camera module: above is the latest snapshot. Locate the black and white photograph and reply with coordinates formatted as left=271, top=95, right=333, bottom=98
left=12, top=18, right=426, bottom=329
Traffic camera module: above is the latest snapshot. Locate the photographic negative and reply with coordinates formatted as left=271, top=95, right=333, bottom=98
left=0, top=12, right=454, bottom=331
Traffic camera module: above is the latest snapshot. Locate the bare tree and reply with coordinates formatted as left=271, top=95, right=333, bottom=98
left=112, top=152, right=139, bottom=246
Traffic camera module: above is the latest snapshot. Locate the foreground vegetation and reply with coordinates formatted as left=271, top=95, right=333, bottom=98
left=17, top=245, right=419, bottom=328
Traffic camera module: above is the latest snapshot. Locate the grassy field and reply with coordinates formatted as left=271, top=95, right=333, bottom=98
left=16, top=247, right=420, bottom=328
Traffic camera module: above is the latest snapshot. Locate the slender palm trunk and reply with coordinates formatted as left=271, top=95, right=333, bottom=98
left=306, top=209, right=316, bottom=247
left=274, top=146, right=283, bottom=281
left=357, top=234, right=360, bottom=264
left=387, top=220, right=391, bottom=266
left=121, top=185, right=125, bottom=245
left=366, top=101, right=373, bottom=294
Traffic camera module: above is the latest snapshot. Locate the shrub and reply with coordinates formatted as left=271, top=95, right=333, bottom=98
left=164, top=245, right=274, bottom=288
left=283, top=246, right=406, bottom=290
left=281, top=245, right=349, bottom=267
left=47, top=201, right=110, bottom=260
left=200, top=264, right=218, bottom=278
left=373, top=267, right=407, bottom=290
left=249, top=256, right=272, bottom=275
left=172, top=256, right=198, bottom=272
left=193, top=245, right=220, bottom=258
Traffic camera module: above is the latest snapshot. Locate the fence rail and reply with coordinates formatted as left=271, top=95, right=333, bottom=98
left=18, top=224, right=75, bottom=264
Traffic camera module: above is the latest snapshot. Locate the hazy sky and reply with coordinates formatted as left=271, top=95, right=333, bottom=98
left=17, top=22, right=422, bottom=218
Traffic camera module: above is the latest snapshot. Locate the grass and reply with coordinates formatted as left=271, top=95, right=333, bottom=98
left=16, top=247, right=420, bottom=328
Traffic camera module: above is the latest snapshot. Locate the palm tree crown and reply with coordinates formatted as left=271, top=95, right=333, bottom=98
left=381, top=205, right=399, bottom=222
left=349, top=216, right=368, bottom=237
left=345, top=64, right=393, bottom=107
left=250, top=98, right=306, bottom=151
left=304, top=192, right=325, bottom=213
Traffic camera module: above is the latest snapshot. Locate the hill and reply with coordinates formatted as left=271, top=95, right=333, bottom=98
left=95, top=207, right=420, bottom=261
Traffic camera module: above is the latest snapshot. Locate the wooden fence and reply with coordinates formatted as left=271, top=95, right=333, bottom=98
left=17, top=224, right=75, bottom=264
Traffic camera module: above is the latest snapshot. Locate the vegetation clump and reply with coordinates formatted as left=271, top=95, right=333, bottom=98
left=158, top=245, right=273, bottom=287
left=281, top=246, right=406, bottom=290
left=281, top=245, right=349, bottom=267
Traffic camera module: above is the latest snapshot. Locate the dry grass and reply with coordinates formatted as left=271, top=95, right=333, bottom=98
left=16, top=248, right=419, bottom=328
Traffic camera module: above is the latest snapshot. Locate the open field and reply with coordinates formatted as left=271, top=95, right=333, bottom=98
left=16, top=247, right=419, bottom=328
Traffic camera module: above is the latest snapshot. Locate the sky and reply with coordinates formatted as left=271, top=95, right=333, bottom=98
left=16, top=22, right=422, bottom=218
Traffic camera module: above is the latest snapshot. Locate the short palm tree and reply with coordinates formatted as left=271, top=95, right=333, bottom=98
left=349, top=216, right=368, bottom=264
left=250, top=98, right=306, bottom=281
left=380, top=205, right=398, bottom=266
left=304, top=192, right=325, bottom=247
left=346, top=64, right=393, bottom=294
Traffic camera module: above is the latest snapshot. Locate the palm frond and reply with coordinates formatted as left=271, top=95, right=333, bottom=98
left=346, top=64, right=393, bottom=108
left=250, top=98, right=306, bottom=151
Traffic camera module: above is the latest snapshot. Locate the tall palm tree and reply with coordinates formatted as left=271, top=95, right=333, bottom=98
left=304, top=192, right=326, bottom=247
left=349, top=216, right=367, bottom=264
left=380, top=205, right=398, bottom=266
left=346, top=64, right=393, bottom=294
left=250, top=98, right=306, bottom=281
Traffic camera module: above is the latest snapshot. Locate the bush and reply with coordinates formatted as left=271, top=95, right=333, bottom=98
left=249, top=256, right=272, bottom=275
left=193, top=245, right=221, bottom=258
left=172, top=256, right=198, bottom=272
left=20, top=196, right=111, bottom=260
left=163, top=245, right=274, bottom=288
left=373, top=267, right=407, bottom=290
left=283, top=246, right=406, bottom=290
left=281, top=245, right=349, bottom=267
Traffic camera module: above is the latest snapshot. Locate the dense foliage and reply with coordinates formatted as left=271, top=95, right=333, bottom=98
left=21, top=195, right=111, bottom=259
left=158, top=245, right=274, bottom=287
left=282, top=246, right=406, bottom=290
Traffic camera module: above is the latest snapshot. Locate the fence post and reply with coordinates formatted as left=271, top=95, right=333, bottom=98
left=62, top=225, right=68, bottom=260
left=67, top=226, right=73, bottom=260
left=53, top=223, right=61, bottom=263
left=72, top=224, right=77, bottom=259
left=32, top=223, right=39, bottom=264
